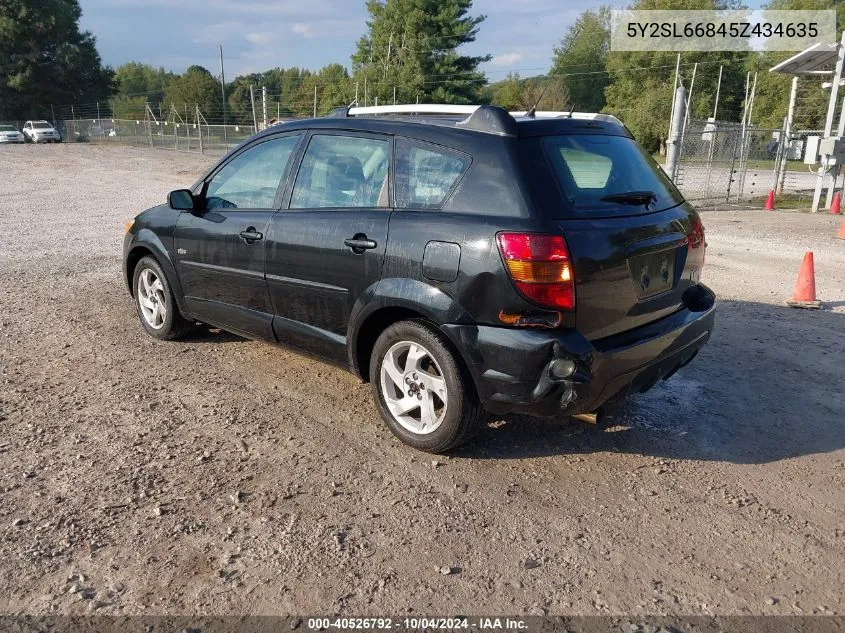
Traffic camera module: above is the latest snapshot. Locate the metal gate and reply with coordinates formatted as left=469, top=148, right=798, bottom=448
left=674, top=119, right=783, bottom=207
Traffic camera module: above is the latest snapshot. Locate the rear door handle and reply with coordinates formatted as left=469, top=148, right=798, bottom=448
left=344, top=235, right=377, bottom=253
left=239, top=227, right=263, bottom=243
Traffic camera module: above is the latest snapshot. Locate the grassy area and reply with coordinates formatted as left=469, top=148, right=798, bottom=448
left=749, top=192, right=815, bottom=211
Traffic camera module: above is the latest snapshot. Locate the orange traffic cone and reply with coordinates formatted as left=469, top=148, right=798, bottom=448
left=786, top=252, right=822, bottom=309
left=764, top=190, right=775, bottom=210
left=830, top=191, right=842, bottom=215
left=837, top=217, right=845, bottom=240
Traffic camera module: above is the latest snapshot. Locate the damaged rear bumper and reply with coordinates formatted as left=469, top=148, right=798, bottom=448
left=443, top=285, right=715, bottom=417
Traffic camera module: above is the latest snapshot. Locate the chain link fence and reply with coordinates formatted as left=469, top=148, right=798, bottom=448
left=674, top=119, right=833, bottom=208
left=55, top=118, right=258, bottom=156
left=674, top=119, right=780, bottom=207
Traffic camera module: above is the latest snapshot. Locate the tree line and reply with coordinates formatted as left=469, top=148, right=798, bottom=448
left=2, top=0, right=843, bottom=153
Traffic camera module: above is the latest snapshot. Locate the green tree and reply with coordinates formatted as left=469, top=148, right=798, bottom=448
left=351, top=0, right=490, bottom=105
left=113, top=62, right=173, bottom=97
left=603, top=0, right=748, bottom=152
left=489, top=73, right=525, bottom=110
left=110, top=96, right=148, bottom=120
left=314, top=63, right=353, bottom=113
left=550, top=6, right=611, bottom=112
left=0, top=0, right=113, bottom=120
left=489, top=73, right=570, bottom=111
left=226, top=74, right=263, bottom=125
left=110, top=63, right=174, bottom=120
left=163, top=66, right=223, bottom=122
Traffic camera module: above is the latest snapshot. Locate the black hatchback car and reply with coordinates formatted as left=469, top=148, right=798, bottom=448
left=123, top=104, right=715, bottom=452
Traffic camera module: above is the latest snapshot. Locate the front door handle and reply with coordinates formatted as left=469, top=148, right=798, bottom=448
left=344, top=234, right=377, bottom=253
left=239, top=227, right=263, bottom=243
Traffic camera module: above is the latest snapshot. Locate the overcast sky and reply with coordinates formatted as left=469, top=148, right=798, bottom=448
left=78, top=0, right=634, bottom=80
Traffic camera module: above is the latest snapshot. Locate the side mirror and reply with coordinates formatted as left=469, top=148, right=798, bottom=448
left=168, top=189, right=196, bottom=211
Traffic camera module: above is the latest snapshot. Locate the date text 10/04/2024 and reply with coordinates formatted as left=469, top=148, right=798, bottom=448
left=305, top=618, right=528, bottom=630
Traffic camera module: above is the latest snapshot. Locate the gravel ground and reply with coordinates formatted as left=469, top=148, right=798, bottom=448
left=0, top=144, right=843, bottom=616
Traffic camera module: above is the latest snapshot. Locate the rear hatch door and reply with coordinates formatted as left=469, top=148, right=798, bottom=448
left=560, top=208, right=701, bottom=340
left=536, top=133, right=704, bottom=340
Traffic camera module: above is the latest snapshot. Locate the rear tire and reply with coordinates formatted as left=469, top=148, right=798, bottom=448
left=132, top=256, right=191, bottom=340
left=370, top=320, right=486, bottom=453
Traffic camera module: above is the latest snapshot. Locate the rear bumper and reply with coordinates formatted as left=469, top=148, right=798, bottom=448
left=443, top=285, right=715, bottom=417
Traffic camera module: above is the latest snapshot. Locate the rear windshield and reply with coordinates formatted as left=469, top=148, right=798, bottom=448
left=543, top=134, right=684, bottom=214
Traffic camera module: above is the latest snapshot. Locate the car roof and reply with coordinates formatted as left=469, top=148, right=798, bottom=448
left=251, top=104, right=631, bottom=143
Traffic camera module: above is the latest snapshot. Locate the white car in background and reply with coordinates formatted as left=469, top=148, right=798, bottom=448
left=0, top=124, right=25, bottom=144
left=22, top=120, right=62, bottom=143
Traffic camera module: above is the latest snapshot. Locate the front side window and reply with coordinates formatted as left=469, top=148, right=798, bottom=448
left=205, top=134, right=300, bottom=210
left=394, top=138, right=469, bottom=209
left=290, top=134, right=390, bottom=209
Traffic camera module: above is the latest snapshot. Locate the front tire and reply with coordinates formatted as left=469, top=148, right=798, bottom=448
left=132, top=256, right=191, bottom=340
left=370, top=320, right=485, bottom=453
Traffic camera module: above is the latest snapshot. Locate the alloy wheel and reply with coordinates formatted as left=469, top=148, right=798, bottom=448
left=379, top=340, right=448, bottom=435
left=136, top=268, right=167, bottom=330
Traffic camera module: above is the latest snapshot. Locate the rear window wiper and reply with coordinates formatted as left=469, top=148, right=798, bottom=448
left=600, top=190, right=657, bottom=206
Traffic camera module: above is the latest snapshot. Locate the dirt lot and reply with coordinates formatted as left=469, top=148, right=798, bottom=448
left=0, top=144, right=843, bottom=617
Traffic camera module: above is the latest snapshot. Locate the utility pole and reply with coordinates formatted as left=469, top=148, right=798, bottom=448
left=712, top=65, right=723, bottom=120
left=313, top=85, right=317, bottom=118
left=777, top=76, right=799, bottom=195
left=355, top=82, right=359, bottom=105
left=262, top=86, right=267, bottom=129
left=219, top=44, right=228, bottom=144
left=667, top=53, right=681, bottom=145
left=666, top=85, right=686, bottom=183
left=197, top=104, right=203, bottom=155
left=250, top=85, right=258, bottom=131
left=384, top=32, right=393, bottom=80
left=393, top=86, right=397, bottom=105
left=682, top=63, right=697, bottom=136
left=817, top=30, right=845, bottom=211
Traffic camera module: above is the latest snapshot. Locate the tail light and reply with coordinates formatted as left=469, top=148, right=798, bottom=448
left=687, top=217, right=705, bottom=249
left=497, top=232, right=575, bottom=311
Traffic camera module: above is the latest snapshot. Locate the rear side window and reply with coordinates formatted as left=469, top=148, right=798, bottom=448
left=543, top=135, right=684, bottom=214
left=395, top=138, right=469, bottom=209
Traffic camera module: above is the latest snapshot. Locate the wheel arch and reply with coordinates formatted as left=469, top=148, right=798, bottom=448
left=124, top=231, right=189, bottom=315
left=348, top=278, right=475, bottom=384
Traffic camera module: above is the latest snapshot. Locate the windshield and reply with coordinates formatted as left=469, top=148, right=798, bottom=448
left=543, top=134, right=684, bottom=214
left=0, top=125, right=16, bottom=132
left=33, top=121, right=52, bottom=129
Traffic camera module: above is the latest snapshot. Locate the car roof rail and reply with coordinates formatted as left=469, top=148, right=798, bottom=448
left=347, top=104, right=481, bottom=116
left=510, top=110, right=623, bottom=125
left=329, top=104, right=518, bottom=136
